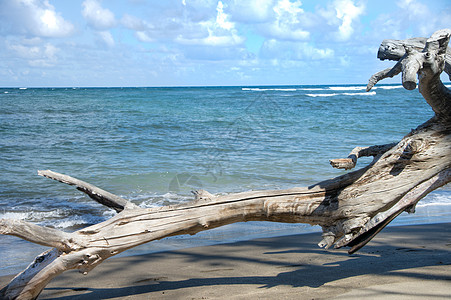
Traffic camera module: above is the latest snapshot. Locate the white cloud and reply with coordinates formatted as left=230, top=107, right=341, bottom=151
left=136, top=31, right=154, bottom=43
left=187, top=0, right=244, bottom=46
left=176, top=33, right=243, bottom=47
left=0, top=0, right=74, bottom=38
left=229, top=0, right=275, bottom=23
left=82, top=0, right=117, bottom=30
left=260, top=39, right=334, bottom=61
left=370, top=0, right=451, bottom=40
left=121, top=14, right=149, bottom=32
left=317, top=0, right=364, bottom=41
left=334, top=0, right=365, bottom=40
left=125, top=1, right=244, bottom=47
left=396, top=0, right=437, bottom=36
left=2, top=0, right=448, bottom=87
left=97, top=31, right=115, bottom=47
left=216, top=1, right=233, bottom=30
left=7, top=39, right=59, bottom=67
left=265, top=0, right=310, bottom=41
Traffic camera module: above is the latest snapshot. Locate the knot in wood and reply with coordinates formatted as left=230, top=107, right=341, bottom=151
left=402, top=139, right=424, bottom=158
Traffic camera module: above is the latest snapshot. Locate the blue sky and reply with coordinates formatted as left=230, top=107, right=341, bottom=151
left=0, top=0, right=450, bottom=87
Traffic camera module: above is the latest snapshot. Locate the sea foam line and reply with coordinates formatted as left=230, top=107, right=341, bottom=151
left=328, top=86, right=366, bottom=91
left=242, top=88, right=297, bottom=92
left=375, top=85, right=403, bottom=90
left=297, top=88, right=326, bottom=91
left=307, top=91, right=376, bottom=97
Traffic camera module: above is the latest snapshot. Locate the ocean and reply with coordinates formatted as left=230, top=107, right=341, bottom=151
left=1, top=84, right=450, bottom=276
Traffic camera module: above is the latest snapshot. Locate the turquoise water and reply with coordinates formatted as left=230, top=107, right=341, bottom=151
left=1, top=85, right=450, bottom=276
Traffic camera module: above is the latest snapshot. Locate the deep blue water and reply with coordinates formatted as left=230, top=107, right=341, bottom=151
left=1, top=85, right=450, bottom=276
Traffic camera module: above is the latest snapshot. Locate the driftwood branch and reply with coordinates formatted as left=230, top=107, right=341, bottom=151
left=366, top=62, right=403, bottom=91
left=38, top=170, right=137, bottom=212
left=374, top=36, right=451, bottom=80
left=368, top=29, right=451, bottom=120
left=0, top=219, right=83, bottom=251
left=329, top=143, right=397, bottom=170
left=1, top=29, right=451, bottom=299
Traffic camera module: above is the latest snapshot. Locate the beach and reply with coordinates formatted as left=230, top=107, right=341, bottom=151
left=2, top=222, right=449, bottom=299
left=1, top=86, right=450, bottom=297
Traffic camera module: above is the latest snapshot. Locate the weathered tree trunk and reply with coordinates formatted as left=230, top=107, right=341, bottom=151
left=1, top=29, right=451, bottom=300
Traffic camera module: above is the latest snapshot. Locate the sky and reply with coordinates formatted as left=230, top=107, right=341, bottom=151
left=0, top=0, right=450, bottom=87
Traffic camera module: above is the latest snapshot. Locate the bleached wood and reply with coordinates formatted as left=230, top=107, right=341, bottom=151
left=329, top=143, right=396, bottom=170
left=38, top=170, right=137, bottom=212
left=0, top=219, right=84, bottom=251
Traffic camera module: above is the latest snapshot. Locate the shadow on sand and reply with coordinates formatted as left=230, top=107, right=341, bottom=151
left=37, top=223, right=451, bottom=299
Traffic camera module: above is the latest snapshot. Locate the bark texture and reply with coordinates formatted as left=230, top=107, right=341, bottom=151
left=1, top=29, right=451, bottom=300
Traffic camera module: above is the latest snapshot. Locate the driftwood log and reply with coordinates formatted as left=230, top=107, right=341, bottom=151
left=1, top=29, right=451, bottom=299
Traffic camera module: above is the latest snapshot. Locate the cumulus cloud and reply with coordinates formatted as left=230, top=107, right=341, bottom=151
left=123, top=1, right=244, bottom=47
left=7, top=39, right=59, bottom=67
left=229, top=0, right=275, bottom=23
left=319, top=0, right=364, bottom=41
left=82, top=0, right=117, bottom=30
left=121, top=14, right=149, bottom=32
left=396, top=0, right=441, bottom=37
left=0, top=0, right=74, bottom=38
left=266, top=0, right=310, bottom=41
left=334, top=0, right=365, bottom=40
left=370, top=0, right=451, bottom=40
left=1, top=0, right=448, bottom=87
left=176, top=1, right=244, bottom=46
left=260, top=39, right=334, bottom=61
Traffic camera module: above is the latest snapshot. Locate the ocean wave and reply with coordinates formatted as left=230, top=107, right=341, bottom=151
left=126, top=191, right=192, bottom=208
left=306, top=93, right=338, bottom=97
left=0, top=210, right=67, bottom=221
left=50, top=214, right=107, bottom=229
left=375, top=85, right=404, bottom=90
left=306, top=91, right=376, bottom=97
left=242, top=88, right=297, bottom=92
left=328, top=86, right=366, bottom=91
left=297, top=88, right=325, bottom=91
left=0, top=209, right=109, bottom=230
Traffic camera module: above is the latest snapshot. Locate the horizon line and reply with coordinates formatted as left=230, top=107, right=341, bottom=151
left=0, top=82, right=421, bottom=89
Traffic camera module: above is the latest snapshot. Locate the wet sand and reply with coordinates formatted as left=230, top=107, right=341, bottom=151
left=1, top=223, right=450, bottom=299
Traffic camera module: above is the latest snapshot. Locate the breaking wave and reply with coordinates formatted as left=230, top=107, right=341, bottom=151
left=241, top=87, right=297, bottom=92
left=306, top=91, right=376, bottom=97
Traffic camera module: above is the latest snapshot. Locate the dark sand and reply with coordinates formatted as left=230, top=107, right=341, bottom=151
left=1, top=223, right=450, bottom=299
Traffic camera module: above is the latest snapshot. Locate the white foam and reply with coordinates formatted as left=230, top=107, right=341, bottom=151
left=133, top=192, right=192, bottom=208
left=344, top=91, right=376, bottom=96
left=0, top=211, right=30, bottom=220
left=306, top=91, right=376, bottom=97
left=54, top=218, right=90, bottom=229
left=0, top=210, right=66, bottom=221
left=329, top=86, right=366, bottom=91
left=297, top=88, right=326, bottom=91
left=306, top=93, right=338, bottom=97
left=242, top=88, right=297, bottom=92
left=376, top=85, right=403, bottom=90
left=51, top=214, right=106, bottom=229
left=162, top=192, right=179, bottom=199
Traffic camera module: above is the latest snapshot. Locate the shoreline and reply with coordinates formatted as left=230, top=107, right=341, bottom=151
left=2, top=222, right=450, bottom=299
left=2, top=200, right=450, bottom=278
